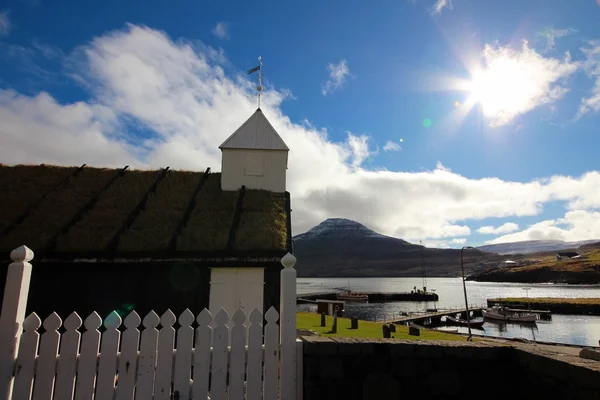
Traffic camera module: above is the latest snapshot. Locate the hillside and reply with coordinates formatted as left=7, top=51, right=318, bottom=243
left=293, top=218, right=503, bottom=277
left=467, top=248, right=600, bottom=284
left=476, top=239, right=600, bottom=255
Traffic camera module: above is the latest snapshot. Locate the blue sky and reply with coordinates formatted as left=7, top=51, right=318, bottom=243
left=2, top=0, right=600, bottom=247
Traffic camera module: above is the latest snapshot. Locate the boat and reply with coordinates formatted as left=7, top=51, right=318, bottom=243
left=445, top=315, right=485, bottom=329
left=435, top=327, right=459, bottom=333
left=336, top=291, right=368, bottom=301
left=483, top=305, right=537, bottom=323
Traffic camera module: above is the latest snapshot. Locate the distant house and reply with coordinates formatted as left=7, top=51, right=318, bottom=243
left=0, top=107, right=293, bottom=320
left=556, top=252, right=580, bottom=261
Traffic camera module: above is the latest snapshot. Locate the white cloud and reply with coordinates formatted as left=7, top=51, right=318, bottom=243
left=577, top=42, right=600, bottom=118
left=322, top=59, right=350, bottom=95
left=0, top=90, right=133, bottom=167
left=421, top=239, right=451, bottom=249
left=469, top=41, right=578, bottom=127
left=0, top=10, right=11, bottom=36
left=431, top=0, right=452, bottom=15
left=3, top=25, right=600, bottom=244
left=0, top=40, right=64, bottom=80
left=540, top=28, right=576, bottom=53
left=477, top=222, right=520, bottom=235
left=450, top=238, right=467, bottom=245
left=211, top=22, right=229, bottom=40
left=346, top=133, right=372, bottom=168
left=383, top=140, right=401, bottom=152
left=486, top=210, right=600, bottom=244
left=435, top=161, right=450, bottom=171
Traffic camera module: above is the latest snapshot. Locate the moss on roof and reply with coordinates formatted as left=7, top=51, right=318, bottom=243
left=175, top=173, right=239, bottom=252
left=234, top=190, right=287, bottom=251
left=0, top=164, right=290, bottom=257
left=0, top=165, right=78, bottom=232
left=117, top=171, right=203, bottom=252
left=55, top=169, right=162, bottom=252
left=1, top=167, right=118, bottom=252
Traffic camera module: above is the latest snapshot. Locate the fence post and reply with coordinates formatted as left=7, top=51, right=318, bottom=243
left=279, top=252, right=297, bottom=400
left=0, top=246, right=34, bottom=400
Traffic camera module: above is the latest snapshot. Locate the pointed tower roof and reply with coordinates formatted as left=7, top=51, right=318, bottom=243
left=219, top=108, right=289, bottom=151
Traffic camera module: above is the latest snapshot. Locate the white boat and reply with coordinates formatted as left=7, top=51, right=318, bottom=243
left=336, top=291, right=368, bottom=301
left=435, top=327, right=459, bottom=333
left=483, top=305, right=537, bottom=323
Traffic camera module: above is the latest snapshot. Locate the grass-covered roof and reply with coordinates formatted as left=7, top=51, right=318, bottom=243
left=0, top=164, right=291, bottom=260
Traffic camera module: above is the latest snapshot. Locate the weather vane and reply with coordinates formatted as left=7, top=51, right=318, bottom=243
left=247, top=56, right=263, bottom=108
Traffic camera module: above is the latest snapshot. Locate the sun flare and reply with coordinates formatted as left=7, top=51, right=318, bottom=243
left=466, top=58, right=538, bottom=119
left=441, top=41, right=578, bottom=128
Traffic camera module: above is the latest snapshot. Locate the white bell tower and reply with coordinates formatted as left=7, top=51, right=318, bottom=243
left=219, top=108, right=289, bottom=193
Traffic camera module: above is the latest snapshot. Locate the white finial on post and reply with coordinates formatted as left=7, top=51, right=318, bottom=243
left=279, top=252, right=297, bottom=400
left=0, top=246, right=34, bottom=400
left=281, top=252, right=297, bottom=269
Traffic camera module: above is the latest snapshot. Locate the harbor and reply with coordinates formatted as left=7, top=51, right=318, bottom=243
left=297, top=277, right=600, bottom=346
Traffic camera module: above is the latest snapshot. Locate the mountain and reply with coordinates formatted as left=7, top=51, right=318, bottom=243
left=293, top=218, right=502, bottom=277
left=476, top=239, right=600, bottom=255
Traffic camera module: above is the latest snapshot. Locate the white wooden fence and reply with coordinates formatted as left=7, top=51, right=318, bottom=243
left=0, top=246, right=302, bottom=400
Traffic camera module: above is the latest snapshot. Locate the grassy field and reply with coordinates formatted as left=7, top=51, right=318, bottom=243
left=296, top=312, right=468, bottom=341
left=492, top=297, right=600, bottom=305
left=470, top=247, right=600, bottom=284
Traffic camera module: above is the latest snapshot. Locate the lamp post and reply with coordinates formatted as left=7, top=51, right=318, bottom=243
left=461, top=246, right=474, bottom=340
left=523, top=287, right=531, bottom=311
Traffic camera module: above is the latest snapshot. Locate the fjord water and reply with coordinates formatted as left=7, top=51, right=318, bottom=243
left=297, top=277, right=600, bottom=346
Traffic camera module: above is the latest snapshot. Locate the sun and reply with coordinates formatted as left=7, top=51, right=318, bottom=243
left=464, top=55, right=539, bottom=122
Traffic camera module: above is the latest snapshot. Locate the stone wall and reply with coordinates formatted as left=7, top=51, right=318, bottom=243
left=301, top=337, right=600, bottom=400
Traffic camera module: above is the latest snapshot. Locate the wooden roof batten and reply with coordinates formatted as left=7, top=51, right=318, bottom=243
left=2, top=163, right=88, bottom=236
left=167, top=167, right=211, bottom=253
left=46, top=166, right=130, bottom=253
left=106, top=167, right=171, bottom=252
left=227, top=185, right=246, bottom=250
left=285, top=191, right=294, bottom=254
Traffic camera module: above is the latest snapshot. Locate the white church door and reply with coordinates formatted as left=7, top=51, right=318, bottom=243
left=209, top=267, right=265, bottom=324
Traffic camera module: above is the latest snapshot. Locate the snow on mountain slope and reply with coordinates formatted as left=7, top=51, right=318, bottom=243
left=294, top=218, right=409, bottom=242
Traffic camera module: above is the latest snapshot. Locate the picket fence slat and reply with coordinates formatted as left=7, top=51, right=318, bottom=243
left=74, top=312, right=102, bottom=400
left=7, top=307, right=288, bottom=400
left=246, top=309, right=263, bottom=400
left=54, top=312, right=82, bottom=400
left=210, top=309, right=229, bottom=400
left=228, top=309, right=247, bottom=400
left=263, top=307, right=279, bottom=400
left=95, top=312, right=121, bottom=400
left=173, top=309, right=194, bottom=399
left=192, top=309, right=212, bottom=400
left=115, top=311, right=140, bottom=400
left=33, top=312, right=61, bottom=400
left=135, top=311, right=159, bottom=400
left=12, top=313, right=41, bottom=399
left=154, top=310, right=175, bottom=400
left=1, top=248, right=300, bottom=400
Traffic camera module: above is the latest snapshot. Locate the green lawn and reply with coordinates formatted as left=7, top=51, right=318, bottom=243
left=297, top=312, right=469, bottom=341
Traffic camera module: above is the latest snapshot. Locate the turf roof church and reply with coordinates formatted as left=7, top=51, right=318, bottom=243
left=0, top=108, right=293, bottom=319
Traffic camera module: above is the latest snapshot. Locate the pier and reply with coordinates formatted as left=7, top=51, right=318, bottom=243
left=378, top=307, right=485, bottom=325
left=297, top=291, right=439, bottom=303
left=488, top=298, right=592, bottom=317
